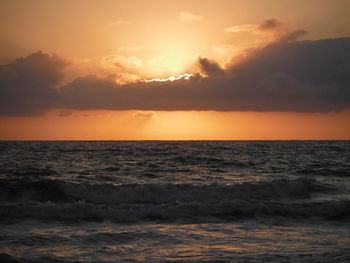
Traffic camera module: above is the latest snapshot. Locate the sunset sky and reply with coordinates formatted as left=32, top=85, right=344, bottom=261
left=1, top=0, right=349, bottom=140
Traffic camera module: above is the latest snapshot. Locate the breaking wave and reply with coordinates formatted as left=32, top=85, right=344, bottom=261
left=0, top=177, right=330, bottom=204
left=1, top=177, right=346, bottom=223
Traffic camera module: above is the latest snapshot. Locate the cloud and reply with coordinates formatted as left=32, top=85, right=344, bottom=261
left=59, top=109, right=72, bottom=117
left=0, top=51, right=68, bottom=116
left=101, top=55, right=143, bottom=71
left=0, top=24, right=349, bottom=116
left=59, top=37, right=350, bottom=113
left=133, top=111, right=158, bottom=119
left=226, top=24, right=257, bottom=33
left=101, top=55, right=143, bottom=83
left=178, top=12, right=203, bottom=22
left=226, top=19, right=307, bottom=43
left=258, top=19, right=282, bottom=31
left=196, top=57, right=225, bottom=77
left=226, top=19, right=283, bottom=34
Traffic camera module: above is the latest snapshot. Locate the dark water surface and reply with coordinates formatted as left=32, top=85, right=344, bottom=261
left=0, top=141, right=349, bottom=262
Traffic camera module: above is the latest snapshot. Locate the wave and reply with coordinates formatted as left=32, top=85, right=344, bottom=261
left=7, top=166, right=59, bottom=177
left=1, top=177, right=346, bottom=223
left=171, top=155, right=253, bottom=167
left=297, top=167, right=350, bottom=177
left=1, top=199, right=349, bottom=223
left=2, top=249, right=350, bottom=263
left=0, top=177, right=331, bottom=204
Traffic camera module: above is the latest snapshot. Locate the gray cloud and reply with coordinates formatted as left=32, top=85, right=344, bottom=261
left=0, top=51, right=68, bottom=115
left=133, top=111, right=157, bottom=119
left=0, top=37, right=349, bottom=116
left=59, top=37, right=350, bottom=112
left=197, top=57, right=225, bottom=77
left=226, top=18, right=308, bottom=49
left=258, top=19, right=281, bottom=31
left=59, top=109, right=73, bottom=117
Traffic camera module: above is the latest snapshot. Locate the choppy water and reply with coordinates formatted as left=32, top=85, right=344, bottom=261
left=0, top=141, right=349, bottom=262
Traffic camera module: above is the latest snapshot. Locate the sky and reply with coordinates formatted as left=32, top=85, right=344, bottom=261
left=0, top=0, right=349, bottom=140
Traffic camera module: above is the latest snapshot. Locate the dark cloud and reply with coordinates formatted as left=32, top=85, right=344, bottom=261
left=223, top=37, right=350, bottom=111
left=0, top=51, right=68, bottom=115
left=1, top=37, right=349, bottom=115
left=258, top=18, right=307, bottom=43
left=258, top=19, right=281, bottom=31
left=59, top=110, right=72, bottom=117
left=59, top=73, right=206, bottom=111
left=61, top=37, right=350, bottom=112
left=226, top=19, right=307, bottom=43
left=133, top=111, right=157, bottom=119
left=197, top=57, right=225, bottom=77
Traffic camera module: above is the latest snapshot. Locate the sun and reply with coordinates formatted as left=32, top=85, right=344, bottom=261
left=145, top=51, right=193, bottom=77
left=144, top=37, right=196, bottom=77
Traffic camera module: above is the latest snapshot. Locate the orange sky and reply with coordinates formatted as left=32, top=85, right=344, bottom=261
left=1, top=110, right=349, bottom=140
left=0, top=0, right=349, bottom=140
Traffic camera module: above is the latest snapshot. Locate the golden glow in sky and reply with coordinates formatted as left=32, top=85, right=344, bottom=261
left=1, top=110, right=350, bottom=140
left=0, top=0, right=349, bottom=140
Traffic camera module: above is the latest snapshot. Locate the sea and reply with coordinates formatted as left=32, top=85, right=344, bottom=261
left=0, top=141, right=349, bottom=262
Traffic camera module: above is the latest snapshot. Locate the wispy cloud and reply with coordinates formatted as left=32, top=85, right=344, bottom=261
left=226, top=24, right=257, bottom=33
left=178, top=12, right=203, bottom=22
left=226, top=19, right=306, bottom=42
left=226, top=19, right=283, bottom=33
left=101, top=55, right=143, bottom=71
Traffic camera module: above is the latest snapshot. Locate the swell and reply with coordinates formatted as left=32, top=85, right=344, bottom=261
left=297, top=167, right=350, bottom=177
left=1, top=177, right=345, bottom=223
left=1, top=199, right=349, bottom=223
left=0, top=177, right=331, bottom=204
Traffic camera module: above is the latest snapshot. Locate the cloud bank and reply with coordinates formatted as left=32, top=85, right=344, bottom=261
left=0, top=51, right=67, bottom=115
left=0, top=21, right=349, bottom=116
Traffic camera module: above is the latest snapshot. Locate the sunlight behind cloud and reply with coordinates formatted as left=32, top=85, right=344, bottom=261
left=146, top=73, right=192, bottom=82
left=145, top=45, right=195, bottom=77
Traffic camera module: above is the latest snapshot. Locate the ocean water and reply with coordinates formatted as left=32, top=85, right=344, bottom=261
left=0, top=141, right=349, bottom=262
